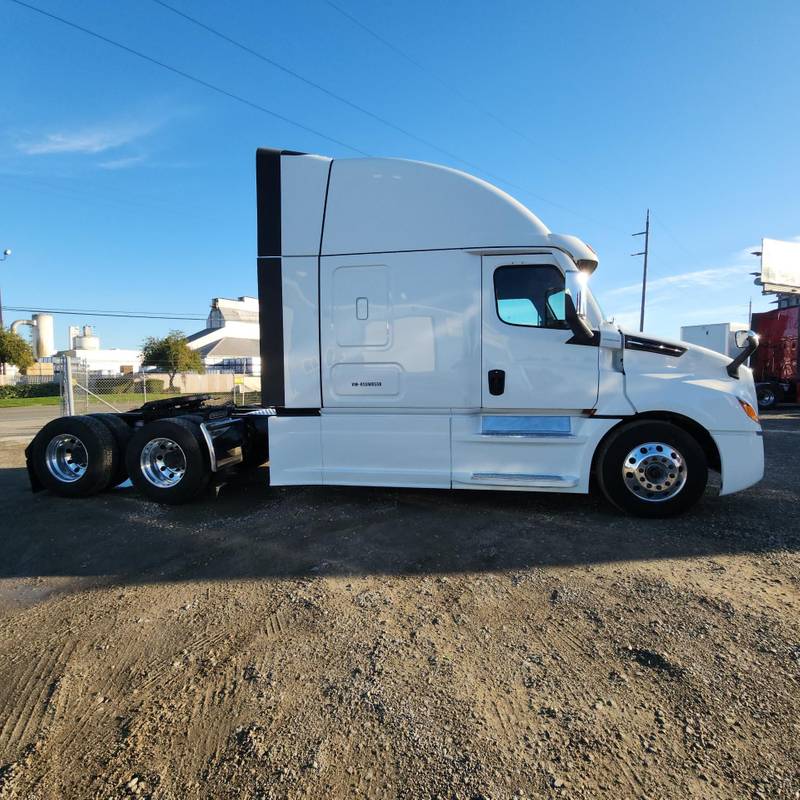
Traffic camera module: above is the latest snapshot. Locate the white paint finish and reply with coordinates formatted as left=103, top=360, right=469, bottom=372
left=481, top=254, right=599, bottom=411
left=596, top=325, right=636, bottom=416
left=330, top=363, right=402, bottom=396
left=267, top=415, right=322, bottom=485
left=280, top=154, right=331, bottom=256
left=320, top=250, right=481, bottom=408
left=451, top=414, right=617, bottom=493
left=621, top=335, right=761, bottom=433
left=322, top=158, right=549, bottom=255
left=333, top=265, right=389, bottom=346
left=281, top=256, right=321, bottom=408
left=321, top=413, right=450, bottom=488
left=712, top=431, right=764, bottom=495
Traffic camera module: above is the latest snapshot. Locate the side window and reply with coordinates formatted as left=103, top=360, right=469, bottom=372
left=494, top=265, right=569, bottom=329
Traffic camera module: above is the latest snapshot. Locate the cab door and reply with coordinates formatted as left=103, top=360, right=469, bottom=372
left=481, top=255, right=599, bottom=410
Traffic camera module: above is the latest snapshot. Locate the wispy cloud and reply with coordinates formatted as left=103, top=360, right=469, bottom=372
left=16, top=118, right=162, bottom=156
left=604, top=265, right=748, bottom=299
left=97, top=154, right=148, bottom=170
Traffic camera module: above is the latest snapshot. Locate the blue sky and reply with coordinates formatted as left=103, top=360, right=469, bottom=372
left=1, top=0, right=799, bottom=350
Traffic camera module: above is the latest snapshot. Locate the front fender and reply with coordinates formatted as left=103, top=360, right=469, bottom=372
left=623, top=346, right=760, bottom=434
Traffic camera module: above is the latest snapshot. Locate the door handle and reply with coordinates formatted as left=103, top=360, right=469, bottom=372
left=488, top=369, right=505, bottom=396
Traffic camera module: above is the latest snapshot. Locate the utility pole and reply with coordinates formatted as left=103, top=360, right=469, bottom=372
left=631, top=210, right=650, bottom=332
left=0, top=248, right=11, bottom=376
left=0, top=248, right=11, bottom=330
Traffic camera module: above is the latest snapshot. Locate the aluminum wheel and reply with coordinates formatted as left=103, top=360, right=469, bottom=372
left=139, top=437, right=187, bottom=488
left=758, top=387, right=776, bottom=408
left=621, top=441, right=687, bottom=503
left=45, top=434, right=88, bottom=483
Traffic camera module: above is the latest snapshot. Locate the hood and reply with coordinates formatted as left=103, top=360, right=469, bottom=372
left=618, top=328, right=759, bottom=433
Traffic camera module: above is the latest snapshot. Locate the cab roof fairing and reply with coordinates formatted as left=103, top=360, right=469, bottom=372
left=271, top=151, right=598, bottom=270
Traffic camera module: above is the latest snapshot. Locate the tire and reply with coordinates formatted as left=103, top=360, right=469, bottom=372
left=126, top=418, right=210, bottom=504
left=756, top=385, right=778, bottom=410
left=87, top=413, right=132, bottom=487
left=595, top=420, right=708, bottom=518
left=29, top=415, right=117, bottom=498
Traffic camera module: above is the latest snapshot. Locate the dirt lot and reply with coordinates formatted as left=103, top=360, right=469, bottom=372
left=0, top=409, right=798, bottom=800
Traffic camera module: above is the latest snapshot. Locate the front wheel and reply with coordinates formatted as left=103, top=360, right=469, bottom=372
left=596, top=421, right=708, bottom=517
left=126, top=418, right=210, bottom=504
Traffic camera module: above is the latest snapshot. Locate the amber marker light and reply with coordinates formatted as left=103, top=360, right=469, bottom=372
left=738, top=399, right=759, bottom=423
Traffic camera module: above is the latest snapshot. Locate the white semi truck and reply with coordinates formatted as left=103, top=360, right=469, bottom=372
left=26, top=148, right=764, bottom=516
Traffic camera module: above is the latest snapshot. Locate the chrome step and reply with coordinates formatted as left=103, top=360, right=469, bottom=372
left=470, top=472, right=578, bottom=488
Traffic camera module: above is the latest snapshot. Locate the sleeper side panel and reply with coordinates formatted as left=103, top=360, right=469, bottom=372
left=282, top=256, right=321, bottom=408
left=319, top=250, right=481, bottom=409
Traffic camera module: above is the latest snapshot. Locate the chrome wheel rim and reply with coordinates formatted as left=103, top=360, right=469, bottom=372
left=622, top=441, right=687, bottom=502
left=140, top=437, right=187, bottom=488
left=45, top=434, right=88, bottom=483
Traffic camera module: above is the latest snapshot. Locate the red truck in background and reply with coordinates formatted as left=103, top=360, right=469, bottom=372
left=750, top=304, right=799, bottom=408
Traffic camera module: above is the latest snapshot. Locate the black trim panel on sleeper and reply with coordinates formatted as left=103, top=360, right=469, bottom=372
left=257, top=257, right=285, bottom=407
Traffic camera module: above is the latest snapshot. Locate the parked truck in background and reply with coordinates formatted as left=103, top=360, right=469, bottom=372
left=750, top=305, right=799, bottom=409
left=25, top=148, right=764, bottom=517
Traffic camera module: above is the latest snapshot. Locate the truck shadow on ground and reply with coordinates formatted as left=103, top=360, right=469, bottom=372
left=1, top=453, right=797, bottom=586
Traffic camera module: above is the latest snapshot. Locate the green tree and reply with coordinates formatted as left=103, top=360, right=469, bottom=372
left=141, top=330, right=203, bottom=391
left=0, top=327, right=35, bottom=374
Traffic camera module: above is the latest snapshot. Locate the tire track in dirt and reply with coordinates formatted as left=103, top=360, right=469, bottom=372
left=0, top=638, right=77, bottom=758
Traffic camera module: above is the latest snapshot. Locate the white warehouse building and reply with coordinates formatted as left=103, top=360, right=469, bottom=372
left=186, top=296, right=261, bottom=374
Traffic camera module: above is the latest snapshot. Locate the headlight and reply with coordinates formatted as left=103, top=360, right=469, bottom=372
left=738, top=399, right=759, bottom=423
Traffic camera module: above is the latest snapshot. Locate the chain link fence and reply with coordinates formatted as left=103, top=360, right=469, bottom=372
left=60, top=356, right=261, bottom=415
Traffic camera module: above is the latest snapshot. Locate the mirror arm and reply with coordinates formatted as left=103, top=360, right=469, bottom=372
left=565, top=294, right=595, bottom=344
left=726, top=333, right=759, bottom=379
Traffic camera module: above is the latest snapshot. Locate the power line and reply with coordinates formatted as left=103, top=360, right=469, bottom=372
left=322, top=1, right=629, bottom=230
left=10, top=0, right=623, bottom=233
left=649, top=212, right=696, bottom=262
left=324, top=0, right=567, bottom=165
left=7, top=0, right=369, bottom=156
left=151, top=0, right=481, bottom=171
left=150, top=0, right=571, bottom=208
left=3, top=305, right=206, bottom=321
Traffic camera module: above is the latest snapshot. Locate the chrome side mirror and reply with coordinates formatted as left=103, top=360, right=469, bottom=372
left=727, top=330, right=759, bottom=379
left=734, top=329, right=758, bottom=350
left=564, top=270, right=594, bottom=343
left=565, top=270, right=589, bottom=319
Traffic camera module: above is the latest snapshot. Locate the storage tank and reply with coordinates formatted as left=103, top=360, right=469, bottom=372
left=74, top=325, right=100, bottom=350
left=32, top=313, right=55, bottom=358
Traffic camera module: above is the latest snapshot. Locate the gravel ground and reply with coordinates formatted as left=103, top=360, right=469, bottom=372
left=0, top=409, right=798, bottom=799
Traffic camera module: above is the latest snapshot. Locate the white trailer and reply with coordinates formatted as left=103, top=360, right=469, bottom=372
left=26, top=149, right=764, bottom=517
left=680, top=323, right=749, bottom=358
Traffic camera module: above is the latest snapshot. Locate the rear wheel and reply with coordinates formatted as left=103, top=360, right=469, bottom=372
left=596, top=420, right=708, bottom=517
left=29, top=415, right=117, bottom=497
left=126, top=418, right=210, bottom=504
left=87, top=413, right=132, bottom=487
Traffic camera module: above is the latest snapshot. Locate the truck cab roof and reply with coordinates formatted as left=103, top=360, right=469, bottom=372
left=258, top=149, right=598, bottom=271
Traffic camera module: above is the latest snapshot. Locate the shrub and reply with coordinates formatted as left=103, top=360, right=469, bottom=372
left=136, top=378, right=166, bottom=394
left=92, top=376, right=134, bottom=395
left=0, top=382, right=60, bottom=399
